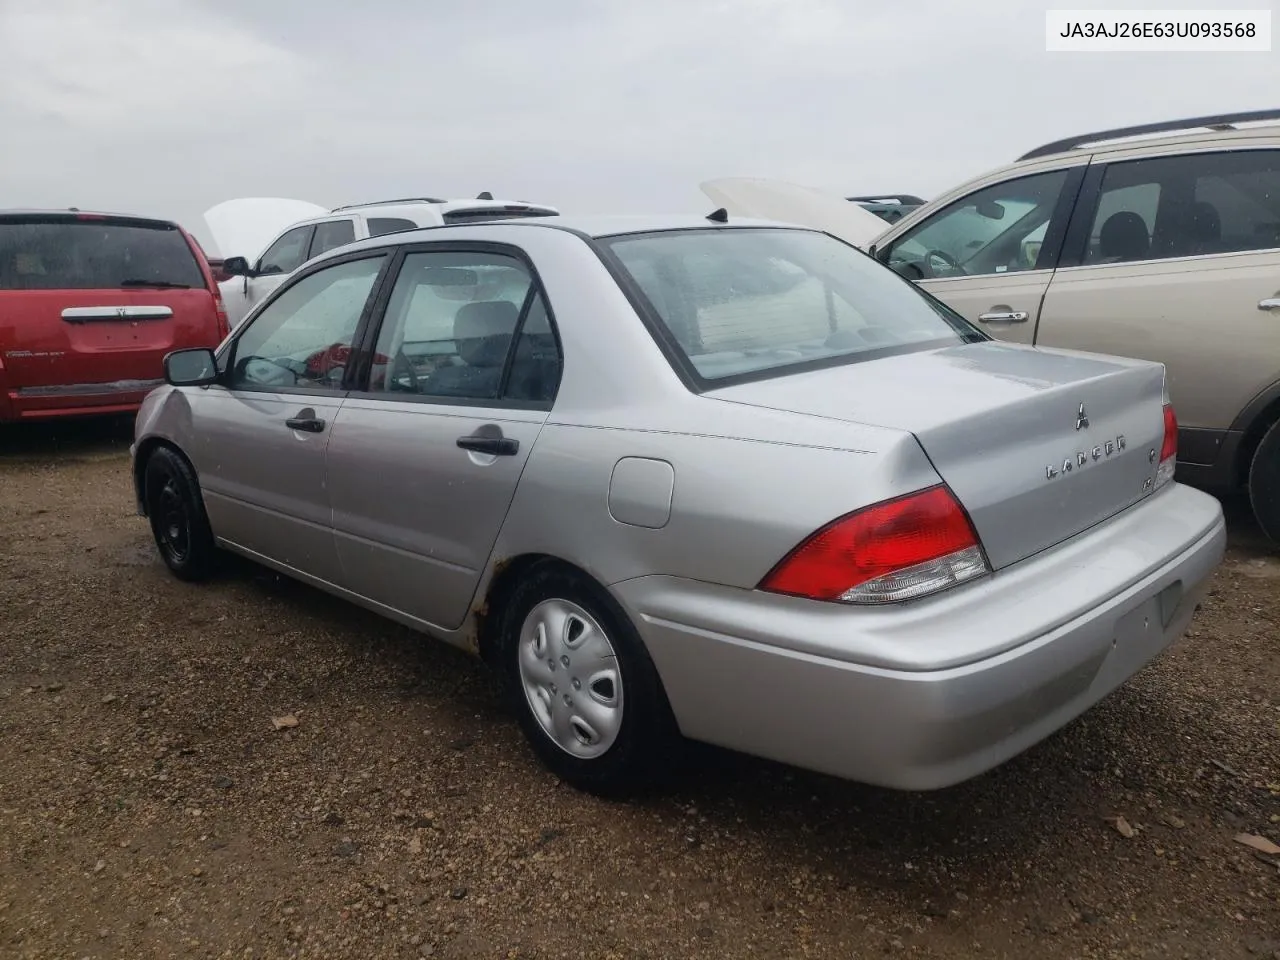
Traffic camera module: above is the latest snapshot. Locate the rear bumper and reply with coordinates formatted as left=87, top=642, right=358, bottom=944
left=0, top=379, right=161, bottom=422
left=613, top=483, right=1226, bottom=790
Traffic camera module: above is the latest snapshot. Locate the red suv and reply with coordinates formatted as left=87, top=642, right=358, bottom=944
left=0, top=210, right=230, bottom=422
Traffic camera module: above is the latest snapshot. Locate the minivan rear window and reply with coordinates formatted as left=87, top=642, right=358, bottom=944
left=0, top=216, right=205, bottom=290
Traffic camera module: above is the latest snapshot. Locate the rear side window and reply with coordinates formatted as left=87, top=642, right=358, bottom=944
left=0, top=217, right=205, bottom=290
left=605, top=228, right=976, bottom=385
left=309, top=219, right=356, bottom=258
left=1085, top=150, right=1280, bottom=263
left=367, top=217, right=418, bottom=237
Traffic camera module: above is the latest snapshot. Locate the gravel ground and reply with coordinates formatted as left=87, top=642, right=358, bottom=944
left=1, top=417, right=1277, bottom=960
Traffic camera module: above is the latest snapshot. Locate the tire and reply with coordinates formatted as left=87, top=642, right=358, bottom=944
left=1249, top=419, right=1280, bottom=544
left=496, top=563, right=678, bottom=795
left=144, top=446, right=217, bottom=581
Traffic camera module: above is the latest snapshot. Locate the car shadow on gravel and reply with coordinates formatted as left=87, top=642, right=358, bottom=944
left=209, top=541, right=1224, bottom=908
left=0, top=414, right=135, bottom=462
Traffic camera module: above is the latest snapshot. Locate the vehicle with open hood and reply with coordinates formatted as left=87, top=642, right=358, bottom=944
left=204, top=194, right=559, bottom=328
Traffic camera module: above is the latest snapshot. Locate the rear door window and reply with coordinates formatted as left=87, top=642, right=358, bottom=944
left=309, top=219, right=356, bottom=258
left=1082, top=150, right=1280, bottom=264
left=0, top=216, right=205, bottom=290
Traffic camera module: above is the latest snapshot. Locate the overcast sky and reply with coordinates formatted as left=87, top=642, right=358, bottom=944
left=1, top=0, right=1277, bottom=254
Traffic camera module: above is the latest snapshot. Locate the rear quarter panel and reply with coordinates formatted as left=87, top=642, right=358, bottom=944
left=491, top=398, right=943, bottom=591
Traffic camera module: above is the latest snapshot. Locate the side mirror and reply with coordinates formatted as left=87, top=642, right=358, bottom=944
left=222, top=256, right=252, bottom=277
left=164, top=348, right=219, bottom=387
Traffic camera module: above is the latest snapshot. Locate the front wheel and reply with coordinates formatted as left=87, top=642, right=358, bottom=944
left=144, top=447, right=217, bottom=581
left=497, top=564, right=678, bottom=795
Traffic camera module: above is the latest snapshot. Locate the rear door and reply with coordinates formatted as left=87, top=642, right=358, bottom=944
left=0, top=214, right=219, bottom=394
left=326, top=246, right=560, bottom=630
left=1036, top=146, right=1280, bottom=472
left=876, top=165, right=1085, bottom=345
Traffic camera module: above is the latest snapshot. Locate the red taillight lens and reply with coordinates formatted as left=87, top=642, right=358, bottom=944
left=1156, top=402, right=1177, bottom=488
left=759, top=485, right=989, bottom=604
left=211, top=286, right=230, bottom=339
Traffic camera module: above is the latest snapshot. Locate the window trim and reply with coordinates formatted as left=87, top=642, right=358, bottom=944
left=343, top=240, right=564, bottom=413
left=255, top=223, right=317, bottom=276
left=219, top=248, right=395, bottom=399
left=1057, top=147, right=1280, bottom=270
left=588, top=225, right=984, bottom=394
left=880, top=165, right=1086, bottom=280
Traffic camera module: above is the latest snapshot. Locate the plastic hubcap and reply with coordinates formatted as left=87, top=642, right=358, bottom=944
left=517, top=598, right=623, bottom=759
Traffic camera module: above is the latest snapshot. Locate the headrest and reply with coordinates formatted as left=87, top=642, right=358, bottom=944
left=453, top=300, right=518, bottom=367
left=1188, top=201, right=1221, bottom=242
left=1099, top=211, right=1150, bottom=261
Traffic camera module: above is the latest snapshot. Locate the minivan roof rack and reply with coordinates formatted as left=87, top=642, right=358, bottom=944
left=331, top=197, right=446, bottom=212
left=846, top=195, right=926, bottom=205
left=1018, top=108, right=1280, bottom=161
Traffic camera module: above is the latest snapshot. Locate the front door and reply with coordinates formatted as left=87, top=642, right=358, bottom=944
left=191, top=252, right=389, bottom=584
left=326, top=247, right=562, bottom=630
left=878, top=166, right=1084, bottom=345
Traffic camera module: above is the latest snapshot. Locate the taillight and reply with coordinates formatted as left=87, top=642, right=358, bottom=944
left=1156, top=402, right=1177, bottom=489
left=759, top=485, right=989, bottom=604
left=211, top=285, right=230, bottom=339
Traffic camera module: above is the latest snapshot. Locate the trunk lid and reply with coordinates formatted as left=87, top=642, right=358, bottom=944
left=0, top=214, right=221, bottom=392
left=705, top=341, right=1168, bottom=570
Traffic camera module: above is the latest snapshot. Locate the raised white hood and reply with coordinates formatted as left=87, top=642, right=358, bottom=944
left=700, top=178, right=889, bottom=250
left=202, top=197, right=328, bottom=260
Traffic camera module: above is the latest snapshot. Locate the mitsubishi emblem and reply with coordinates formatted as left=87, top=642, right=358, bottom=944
left=1075, top=403, right=1089, bottom=431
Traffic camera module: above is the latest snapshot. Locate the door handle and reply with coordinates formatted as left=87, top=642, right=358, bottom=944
left=977, top=310, right=1029, bottom=323
left=457, top=434, right=519, bottom=456
left=1258, top=298, right=1280, bottom=311
left=285, top=411, right=326, bottom=433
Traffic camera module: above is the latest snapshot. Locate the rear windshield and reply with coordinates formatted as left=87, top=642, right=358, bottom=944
left=0, top=217, right=205, bottom=290
left=602, top=227, right=978, bottom=384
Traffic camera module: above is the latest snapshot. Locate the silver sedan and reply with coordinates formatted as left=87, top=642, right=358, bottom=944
left=132, top=214, right=1226, bottom=794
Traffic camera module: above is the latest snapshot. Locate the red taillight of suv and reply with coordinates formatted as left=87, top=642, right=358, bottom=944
left=212, top=284, right=230, bottom=339
left=1156, top=402, right=1177, bottom=489
left=759, top=485, right=990, bottom=604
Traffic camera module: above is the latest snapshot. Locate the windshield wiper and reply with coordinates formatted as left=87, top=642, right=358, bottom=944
left=118, top=279, right=191, bottom=288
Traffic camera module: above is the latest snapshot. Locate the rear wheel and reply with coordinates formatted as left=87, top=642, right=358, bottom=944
left=144, top=447, right=217, bottom=581
left=1249, top=419, right=1280, bottom=544
left=497, top=563, right=677, bottom=795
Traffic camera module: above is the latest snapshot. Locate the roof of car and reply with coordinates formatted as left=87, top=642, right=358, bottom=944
left=1016, top=108, right=1280, bottom=163
left=0, top=208, right=179, bottom=225
left=329, top=197, right=558, bottom=215
left=310, top=213, right=812, bottom=265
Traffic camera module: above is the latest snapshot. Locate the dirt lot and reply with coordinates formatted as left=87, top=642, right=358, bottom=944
left=1, top=418, right=1277, bottom=960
